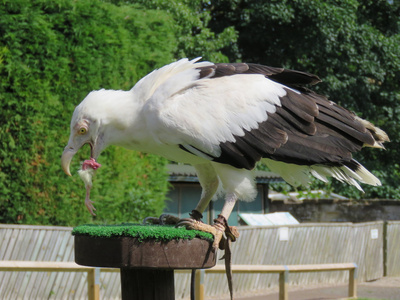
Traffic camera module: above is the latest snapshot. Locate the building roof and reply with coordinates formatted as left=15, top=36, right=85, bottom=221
left=167, top=164, right=284, bottom=183
left=269, top=190, right=349, bottom=202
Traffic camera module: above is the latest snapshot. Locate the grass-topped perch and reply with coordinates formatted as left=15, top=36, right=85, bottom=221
left=73, top=224, right=216, bottom=299
left=72, top=223, right=214, bottom=242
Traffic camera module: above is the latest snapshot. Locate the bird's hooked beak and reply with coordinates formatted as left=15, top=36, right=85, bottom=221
left=61, top=147, right=77, bottom=176
left=61, top=141, right=96, bottom=176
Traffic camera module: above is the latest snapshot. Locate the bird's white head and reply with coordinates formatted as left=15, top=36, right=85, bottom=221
left=61, top=90, right=106, bottom=176
left=61, top=89, right=137, bottom=176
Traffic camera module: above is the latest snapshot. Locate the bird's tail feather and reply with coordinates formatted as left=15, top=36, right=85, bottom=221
left=263, top=158, right=380, bottom=192
left=354, top=116, right=390, bottom=149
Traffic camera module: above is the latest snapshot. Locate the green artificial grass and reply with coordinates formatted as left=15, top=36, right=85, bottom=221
left=72, top=223, right=214, bottom=242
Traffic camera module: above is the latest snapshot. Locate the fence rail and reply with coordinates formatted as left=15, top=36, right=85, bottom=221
left=194, top=263, right=358, bottom=300
left=0, top=261, right=357, bottom=300
left=0, top=261, right=118, bottom=300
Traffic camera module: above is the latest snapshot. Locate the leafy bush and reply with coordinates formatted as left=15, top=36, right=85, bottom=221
left=0, top=0, right=181, bottom=225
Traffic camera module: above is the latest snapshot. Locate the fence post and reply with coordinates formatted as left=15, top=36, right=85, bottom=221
left=195, top=269, right=205, bottom=300
left=383, top=221, right=388, bottom=277
left=348, top=263, right=358, bottom=298
left=279, top=266, right=289, bottom=300
left=87, top=268, right=100, bottom=300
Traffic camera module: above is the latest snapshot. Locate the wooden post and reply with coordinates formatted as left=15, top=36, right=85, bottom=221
left=120, top=268, right=174, bottom=300
left=348, top=264, right=358, bottom=298
left=383, top=221, right=388, bottom=277
left=279, top=266, right=289, bottom=300
left=74, top=234, right=216, bottom=300
left=195, top=269, right=205, bottom=300
left=87, top=268, right=100, bottom=300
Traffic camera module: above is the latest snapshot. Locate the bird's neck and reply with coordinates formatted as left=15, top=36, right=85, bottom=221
left=99, top=90, right=147, bottom=149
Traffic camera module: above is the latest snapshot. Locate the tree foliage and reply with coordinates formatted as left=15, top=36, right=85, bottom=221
left=207, top=0, right=400, bottom=199
left=112, top=0, right=238, bottom=62
left=1, top=0, right=399, bottom=228
left=0, top=0, right=233, bottom=225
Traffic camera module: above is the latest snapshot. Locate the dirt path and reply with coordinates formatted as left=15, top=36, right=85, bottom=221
left=221, top=277, right=400, bottom=300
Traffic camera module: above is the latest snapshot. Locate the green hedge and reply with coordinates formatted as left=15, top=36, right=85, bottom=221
left=0, top=0, right=182, bottom=225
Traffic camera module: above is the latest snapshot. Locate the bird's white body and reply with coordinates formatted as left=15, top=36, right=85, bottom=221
left=62, top=58, right=388, bottom=223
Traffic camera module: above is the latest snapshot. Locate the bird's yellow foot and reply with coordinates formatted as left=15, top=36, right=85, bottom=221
left=176, top=217, right=224, bottom=251
left=143, top=211, right=239, bottom=252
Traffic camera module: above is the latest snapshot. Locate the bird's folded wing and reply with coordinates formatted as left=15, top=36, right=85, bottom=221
left=142, top=61, right=379, bottom=171
left=144, top=73, right=287, bottom=157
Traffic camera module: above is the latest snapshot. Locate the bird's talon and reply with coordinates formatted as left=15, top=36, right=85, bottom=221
left=175, top=221, right=193, bottom=229
left=143, top=217, right=160, bottom=225
left=176, top=218, right=194, bottom=223
left=175, top=218, right=200, bottom=229
left=143, top=214, right=181, bottom=225
left=159, top=214, right=180, bottom=225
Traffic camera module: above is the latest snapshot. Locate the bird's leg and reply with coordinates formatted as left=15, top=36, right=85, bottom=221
left=177, top=193, right=239, bottom=251
left=214, top=195, right=240, bottom=300
left=191, top=163, right=220, bottom=222
left=189, top=209, right=204, bottom=222
left=144, top=163, right=218, bottom=226
left=212, top=192, right=239, bottom=248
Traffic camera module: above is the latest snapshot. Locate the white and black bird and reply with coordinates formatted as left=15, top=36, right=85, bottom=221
left=62, top=58, right=389, bottom=247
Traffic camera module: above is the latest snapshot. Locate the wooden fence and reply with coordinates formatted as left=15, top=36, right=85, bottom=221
left=183, top=221, right=384, bottom=298
left=385, top=221, right=400, bottom=277
left=0, top=221, right=398, bottom=299
left=0, top=261, right=358, bottom=300
left=194, top=263, right=358, bottom=300
left=0, top=261, right=102, bottom=300
left=0, top=225, right=119, bottom=299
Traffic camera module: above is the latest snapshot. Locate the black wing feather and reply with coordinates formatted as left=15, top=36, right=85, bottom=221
left=179, top=62, right=378, bottom=170
left=198, top=62, right=321, bottom=87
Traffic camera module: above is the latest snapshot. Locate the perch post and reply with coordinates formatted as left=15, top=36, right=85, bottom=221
left=73, top=224, right=216, bottom=300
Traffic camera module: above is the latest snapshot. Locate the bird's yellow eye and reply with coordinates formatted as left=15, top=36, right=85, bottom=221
left=78, top=128, right=87, bottom=135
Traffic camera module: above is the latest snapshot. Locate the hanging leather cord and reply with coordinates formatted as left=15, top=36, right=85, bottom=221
left=214, top=215, right=240, bottom=300
left=190, top=269, right=196, bottom=300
